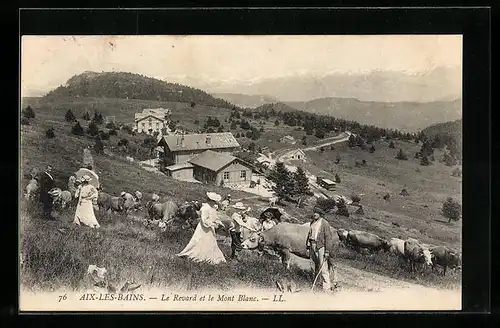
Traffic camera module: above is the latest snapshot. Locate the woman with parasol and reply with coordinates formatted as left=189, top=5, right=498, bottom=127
left=176, top=192, right=226, bottom=265
left=73, top=175, right=100, bottom=228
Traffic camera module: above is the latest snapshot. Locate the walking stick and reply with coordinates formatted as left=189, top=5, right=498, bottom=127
left=311, top=257, right=327, bottom=292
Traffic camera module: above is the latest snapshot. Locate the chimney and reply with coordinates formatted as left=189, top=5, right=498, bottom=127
left=206, top=135, right=211, bottom=145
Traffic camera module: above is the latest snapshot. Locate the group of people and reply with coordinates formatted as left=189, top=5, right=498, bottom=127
left=35, top=164, right=101, bottom=228
left=176, top=192, right=335, bottom=293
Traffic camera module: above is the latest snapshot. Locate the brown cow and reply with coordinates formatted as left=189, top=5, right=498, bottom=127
left=346, top=230, right=391, bottom=253
left=429, top=246, right=461, bottom=276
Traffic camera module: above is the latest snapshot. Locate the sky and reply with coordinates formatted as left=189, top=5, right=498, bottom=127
left=21, top=35, right=462, bottom=97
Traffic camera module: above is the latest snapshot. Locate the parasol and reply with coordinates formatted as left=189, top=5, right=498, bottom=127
left=75, top=168, right=100, bottom=188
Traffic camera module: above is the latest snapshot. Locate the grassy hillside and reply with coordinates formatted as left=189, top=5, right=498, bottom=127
left=20, top=95, right=462, bottom=293
left=44, top=71, right=239, bottom=110
left=284, top=98, right=462, bottom=132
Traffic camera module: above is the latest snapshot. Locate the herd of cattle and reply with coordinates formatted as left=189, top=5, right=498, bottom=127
left=240, top=222, right=461, bottom=277
left=24, top=175, right=461, bottom=279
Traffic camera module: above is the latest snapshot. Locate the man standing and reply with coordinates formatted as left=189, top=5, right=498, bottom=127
left=229, top=203, right=255, bottom=261
left=306, top=206, right=334, bottom=292
left=39, top=165, right=55, bottom=220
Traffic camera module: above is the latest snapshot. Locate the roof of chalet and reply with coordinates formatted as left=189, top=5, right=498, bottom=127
left=165, top=162, right=194, bottom=171
left=320, top=178, right=336, bottom=185
left=134, top=108, right=170, bottom=122
left=188, top=150, right=239, bottom=172
left=158, top=132, right=240, bottom=152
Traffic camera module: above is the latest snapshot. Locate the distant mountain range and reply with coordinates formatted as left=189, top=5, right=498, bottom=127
left=212, top=93, right=279, bottom=109
left=204, top=66, right=462, bottom=103
left=282, top=97, right=462, bottom=132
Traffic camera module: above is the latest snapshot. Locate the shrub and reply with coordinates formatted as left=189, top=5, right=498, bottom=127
left=274, top=120, right=280, bottom=126
left=82, top=111, right=91, bottom=121
left=217, top=126, right=224, bottom=133
left=335, top=155, right=341, bottom=164
left=383, top=193, right=390, bottom=201
left=351, top=195, right=361, bottom=203
left=315, top=129, right=325, bottom=139
left=108, top=129, right=118, bottom=136
left=105, top=122, right=117, bottom=130
left=87, top=122, right=99, bottom=136
left=369, top=144, right=375, bottom=153
left=22, top=106, right=35, bottom=119
left=117, top=138, right=129, bottom=148
left=230, top=122, right=237, bottom=130
left=442, top=197, right=461, bottom=223
left=71, top=122, right=85, bottom=136
left=190, top=102, right=196, bottom=107
left=336, top=198, right=349, bottom=217
left=355, top=206, right=365, bottom=215
left=396, top=149, right=408, bottom=160
left=389, top=141, right=395, bottom=148
left=330, top=145, right=335, bottom=151
left=94, top=137, right=104, bottom=154
left=21, top=117, right=30, bottom=125
left=335, top=173, right=341, bottom=183
left=45, top=128, right=55, bottom=139
left=316, top=198, right=336, bottom=213
left=400, top=189, right=410, bottom=196
left=121, top=125, right=134, bottom=135
left=98, top=130, right=110, bottom=141
left=65, top=109, right=76, bottom=122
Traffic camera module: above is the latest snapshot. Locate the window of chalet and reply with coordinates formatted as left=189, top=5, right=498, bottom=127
left=223, top=172, right=230, bottom=180
left=240, top=170, right=247, bottom=181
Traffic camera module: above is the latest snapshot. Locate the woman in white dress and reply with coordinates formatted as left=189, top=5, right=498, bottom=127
left=176, top=193, right=226, bottom=265
left=73, top=175, right=100, bottom=228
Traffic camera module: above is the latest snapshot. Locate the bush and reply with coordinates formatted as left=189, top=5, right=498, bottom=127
left=108, top=129, right=118, bottom=136
left=87, top=122, right=99, bottom=136
left=105, top=122, right=117, bottom=130
left=369, top=144, right=375, bottom=153
left=45, top=128, right=55, bottom=139
left=383, top=193, right=390, bottom=201
left=190, top=102, right=196, bottom=107
left=336, top=198, right=349, bottom=217
left=117, top=138, right=129, bottom=148
left=315, top=129, right=325, bottom=139
left=274, top=120, right=280, bottom=126
left=400, top=189, right=410, bottom=196
left=396, top=149, right=408, bottom=160
left=65, top=109, right=76, bottom=122
left=94, top=137, right=104, bottom=154
left=351, top=195, right=361, bottom=203
left=335, top=155, right=341, bottom=164
left=335, top=173, right=341, bottom=183
left=82, top=112, right=91, bottom=121
left=22, top=106, right=35, bottom=119
left=316, top=198, right=336, bottom=213
left=99, top=130, right=110, bottom=141
left=21, top=117, right=30, bottom=125
left=71, top=122, right=85, bottom=136
left=355, top=206, right=365, bottom=215
left=121, top=125, right=134, bottom=135
left=442, top=197, right=461, bottom=223
left=389, top=141, right=395, bottom=148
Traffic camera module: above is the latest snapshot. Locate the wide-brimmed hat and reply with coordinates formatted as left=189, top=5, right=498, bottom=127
left=120, top=191, right=126, bottom=197
left=82, top=175, right=92, bottom=182
left=312, top=206, right=325, bottom=215
left=232, top=202, right=247, bottom=210
left=206, top=192, right=222, bottom=202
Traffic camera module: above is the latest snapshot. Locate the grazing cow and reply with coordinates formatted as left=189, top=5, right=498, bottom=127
left=388, top=237, right=406, bottom=256
left=337, top=229, right=349, bottom=245
left=49, top=188, right=73, bottom=209
left=346, top=230, right=391, bottom=253
left=97, top=192, right=124, bottom=213
left=147, top=199, right=179, bottom=224
left=403, top=239, right=432, bottom=273
left=120, top=192, right=136, bottom=213
left=429, top=246, right=461, bottom=276
left=241, top=222, right=340, bottom=270
left=25, top=179, right=39, bottom=200
left=269, top=196, right=278, bottom=207
left=177, top=201, right=201, bottom=228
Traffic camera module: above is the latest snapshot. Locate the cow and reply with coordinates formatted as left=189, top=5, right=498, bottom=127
left=346, top=230, right=391, bottom=253
left=147, top=199, right=179, bottom=224
left=25, top=179, right=39, bottom=200
left=337, top=229, right=349, bottom=245
left=403, top=239, right=433, bottom=273
left=97, top=192, right=125, bottom=213
left=388, top=237, right=406, bottom=256
left=177, top=201, right=202, bottom=229
left=49, top=188, right=73, bottom=209
left=429, top=246, right=461, bottom=276
left=241, top=222, right=340, bottom=270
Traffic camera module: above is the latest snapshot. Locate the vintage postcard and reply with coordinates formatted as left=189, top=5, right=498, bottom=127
left=20, top=35, right=462, bottom=311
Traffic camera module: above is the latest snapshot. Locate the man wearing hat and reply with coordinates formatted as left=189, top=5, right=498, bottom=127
left=229, top=202, right=256, bottom=260
left=39, top=165, right=55, bottom=220
left=306, top=206, right=335, bottom=292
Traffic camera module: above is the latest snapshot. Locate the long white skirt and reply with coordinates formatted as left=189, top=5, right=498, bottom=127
left=177, top=222, right=226, bottom=265
left=74, top=200, right=100, bottom=228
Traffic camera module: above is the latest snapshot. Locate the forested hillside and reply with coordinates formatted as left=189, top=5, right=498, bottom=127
left=44, top=71, right=239, bottom=110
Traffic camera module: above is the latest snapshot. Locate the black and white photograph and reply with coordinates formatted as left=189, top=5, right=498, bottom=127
left=20, top=35, right=463, bottom=311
